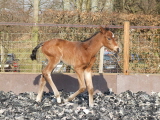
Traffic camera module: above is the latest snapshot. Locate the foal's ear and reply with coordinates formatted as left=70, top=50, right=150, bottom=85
left=104, top=25, right=110, bottom=31
left=99, top=26, right=106, bottom=34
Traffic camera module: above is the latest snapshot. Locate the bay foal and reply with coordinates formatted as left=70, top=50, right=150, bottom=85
left=30, top=26, right=119, bottom=107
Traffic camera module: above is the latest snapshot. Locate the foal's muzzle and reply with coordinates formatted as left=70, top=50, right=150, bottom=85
left=116, top=48, right=119, bottom=53
left=114, top=46, right=119, bottom=53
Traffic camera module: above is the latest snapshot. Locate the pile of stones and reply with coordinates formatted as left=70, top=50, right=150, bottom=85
left=0, top=90, right=160, bottom=120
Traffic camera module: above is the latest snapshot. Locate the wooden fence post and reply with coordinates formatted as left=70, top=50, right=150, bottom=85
left=123, top=21, right=130, bottom=75
left=1, top=33, right=5, bottom=72
left=99, top=46, right=104, bottom=73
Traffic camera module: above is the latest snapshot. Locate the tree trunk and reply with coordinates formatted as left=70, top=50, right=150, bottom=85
left=104, top=0, right=114, bottom=13
left=63, top=0, right=70, bottom=11
left=91, top=0, right=98, bottom=12
left=32, top=0, right=39, bottom=72
left=85, top=0, right=91, bottom=12
left=76, top=0, right=83, bottom=11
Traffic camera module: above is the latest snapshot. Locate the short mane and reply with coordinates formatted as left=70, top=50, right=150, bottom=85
left=81, top=32, right=99, bottom=42
left=81, top=27, right=110, bottom=42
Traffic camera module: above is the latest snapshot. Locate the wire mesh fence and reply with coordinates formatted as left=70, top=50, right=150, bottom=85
left=0, top=28, right=160, bottom=74
left=0, top=32, right=107, bottom=73
left=129, top=32, right=160, bottom=74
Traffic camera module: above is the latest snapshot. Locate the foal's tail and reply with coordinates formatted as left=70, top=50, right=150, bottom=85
left=30, top=42, right=44, bottom=61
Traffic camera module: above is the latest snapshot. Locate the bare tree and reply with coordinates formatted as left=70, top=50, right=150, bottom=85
left=63, top=0, right=71, bottom=10
left=139, top=0, right=157, bottom=14
left=104, top=0, right=114, bottom=12
left=91, top=0, right=98, bottom=12
left=114, top=0, right=160, bottom=14
left=85, top=0, right=91, bottom=12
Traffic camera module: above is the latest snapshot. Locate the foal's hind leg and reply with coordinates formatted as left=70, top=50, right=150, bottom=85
left=36, top=75, right=46, bottom=102
left=37, top=57, right=61, bottom=103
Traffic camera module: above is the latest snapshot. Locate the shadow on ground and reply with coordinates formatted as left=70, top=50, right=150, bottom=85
left=33, top=73, right=109, bottom=93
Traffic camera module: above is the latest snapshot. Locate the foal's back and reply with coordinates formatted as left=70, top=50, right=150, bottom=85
left=41, top=39, right=89, bottom=66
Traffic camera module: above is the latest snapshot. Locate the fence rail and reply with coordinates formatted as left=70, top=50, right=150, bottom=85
left=0, top=22, right=160, bottom=74
left=0, top=22, right=160, bottom=29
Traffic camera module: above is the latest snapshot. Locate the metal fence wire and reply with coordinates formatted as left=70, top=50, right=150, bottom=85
left=0, top=31, right=160, bottom=74
left=129, top=32, right=160, bottom=74
left=0, top=32, right=102, bottom=73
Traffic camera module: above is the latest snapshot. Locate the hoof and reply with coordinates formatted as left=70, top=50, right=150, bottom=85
left=36, top=97, right=41, bottom=102
left=89, top=103, right=94, bottom=107
left=57, top=97, right=62, bottom=103
left=63, top=99, right=69, bottom=103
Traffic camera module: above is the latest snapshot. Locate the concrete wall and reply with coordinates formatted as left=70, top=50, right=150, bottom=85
left=0, top=73, right=160, bottom=94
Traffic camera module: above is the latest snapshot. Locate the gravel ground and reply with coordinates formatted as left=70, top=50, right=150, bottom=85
left=0, top=90, right=160, bottom=120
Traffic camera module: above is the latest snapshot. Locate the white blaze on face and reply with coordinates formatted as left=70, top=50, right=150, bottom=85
left=111, top=32, right=115, bottom=38
left=111, top=32, right=118, bottom=52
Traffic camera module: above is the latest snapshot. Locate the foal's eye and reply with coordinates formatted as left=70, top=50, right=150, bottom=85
left=108, top=38, right=111, bottom=40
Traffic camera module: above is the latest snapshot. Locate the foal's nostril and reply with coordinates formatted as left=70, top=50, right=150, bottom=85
left=117, top=48, right=119, bottom=53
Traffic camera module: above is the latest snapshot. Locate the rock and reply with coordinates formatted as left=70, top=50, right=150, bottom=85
left=83, top=109, right=90, bottom=114
left=0, top=109, right=5, bottom=114
left=0, top=90, right=160, bottom=119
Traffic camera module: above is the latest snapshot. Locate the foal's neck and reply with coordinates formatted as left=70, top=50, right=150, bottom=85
left=85, top=33, right=103, bottom=56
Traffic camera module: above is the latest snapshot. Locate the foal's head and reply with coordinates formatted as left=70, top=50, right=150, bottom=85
left=99, top=26, right=119, bottom=53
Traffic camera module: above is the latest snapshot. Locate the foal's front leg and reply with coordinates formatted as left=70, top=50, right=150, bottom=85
left=84, top=57, right=96, bottom=107
left=65, top=67, right=86, bottom=102
left=84, top=70, right=94, bottom=107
